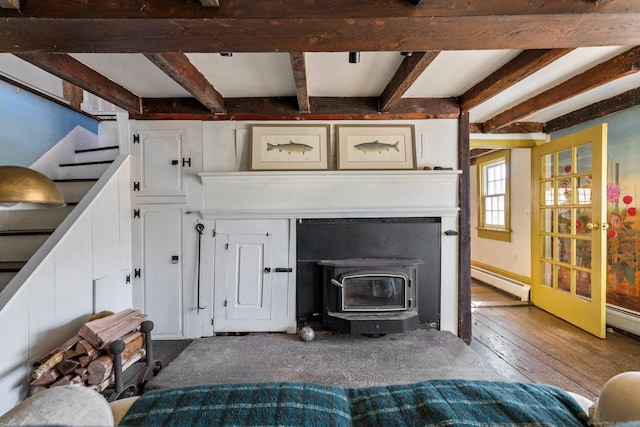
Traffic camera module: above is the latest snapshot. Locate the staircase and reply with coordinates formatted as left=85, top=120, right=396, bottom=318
left=0, top=145, right=119, bottom=292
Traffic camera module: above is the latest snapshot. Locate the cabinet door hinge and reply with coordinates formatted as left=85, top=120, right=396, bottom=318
left=133, top=209, right=140, bottom=218
left=133, top=181, right=140, bottom=191
left=134, top=268, right=141, bottom=278
left=133, top=134, right=140, bottom=144
left=211, top=319, right=214, bottom=326
left=182, top=157, right=192, bottom=167
left=223, top=300, right=227, bottom=307
left=212, top=230, right=216, bottom=238
left=225, top=243, right=229, bottom=250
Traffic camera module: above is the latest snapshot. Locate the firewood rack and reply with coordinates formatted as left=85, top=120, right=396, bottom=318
left=106, top=320, right=163, bottom=401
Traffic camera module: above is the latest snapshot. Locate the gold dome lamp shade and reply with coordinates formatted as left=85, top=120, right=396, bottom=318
left=0, top=166, right=66, bottom=210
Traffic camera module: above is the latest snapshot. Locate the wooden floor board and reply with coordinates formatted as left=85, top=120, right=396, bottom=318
left=472, top=279, right=640, bottom=401
left=474, top=310, right=600, bottom=399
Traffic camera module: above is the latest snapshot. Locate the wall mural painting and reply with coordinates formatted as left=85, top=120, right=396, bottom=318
left=606, top=158, right=640, bottom=313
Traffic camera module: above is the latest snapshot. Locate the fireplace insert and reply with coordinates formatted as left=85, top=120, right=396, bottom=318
left=319, top=258, right=422, bottom=335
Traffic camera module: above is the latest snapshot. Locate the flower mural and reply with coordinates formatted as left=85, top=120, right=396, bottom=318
left=607, top=183, right=639, bottom=287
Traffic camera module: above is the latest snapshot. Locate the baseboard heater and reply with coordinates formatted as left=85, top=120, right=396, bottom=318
left=607, top=305, right=640, bottom=337
left=471, top=266, right=530, bottom=301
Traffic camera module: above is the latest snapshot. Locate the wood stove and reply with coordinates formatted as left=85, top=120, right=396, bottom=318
left=318, top=258, right=422, bottom=335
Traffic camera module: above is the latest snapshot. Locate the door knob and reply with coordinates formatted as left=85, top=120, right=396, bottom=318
left=586, top=222, right=600, bottom=231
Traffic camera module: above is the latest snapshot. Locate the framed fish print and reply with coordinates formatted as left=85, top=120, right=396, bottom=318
left=336, top=124, right=416, bottom=170
left=249, top=124, right=331, bottom=170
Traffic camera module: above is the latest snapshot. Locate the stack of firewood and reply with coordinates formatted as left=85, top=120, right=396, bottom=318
left=30, top=309, right=148, bottom=393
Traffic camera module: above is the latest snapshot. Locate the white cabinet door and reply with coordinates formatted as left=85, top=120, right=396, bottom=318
left=132, top=129, right=187, bottom=197
left=132, top=205, right=184, bottom=338
left=213, top=219, right=291, bottom=332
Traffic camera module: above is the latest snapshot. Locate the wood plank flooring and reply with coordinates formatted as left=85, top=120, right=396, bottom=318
left=471, top=280, right=640, bottom=401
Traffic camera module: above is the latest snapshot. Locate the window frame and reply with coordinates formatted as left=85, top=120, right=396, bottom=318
left=476, top=149, right=511, bottom=242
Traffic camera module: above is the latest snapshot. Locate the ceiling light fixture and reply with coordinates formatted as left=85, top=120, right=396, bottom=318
left=348, top=52, right=360, bottom=64
left=0, top=166, right=66, bottom=210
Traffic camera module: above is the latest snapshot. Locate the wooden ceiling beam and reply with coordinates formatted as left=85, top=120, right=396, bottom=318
left=544, top=86, right=640, bottom=133
left=379, top=51, right=440, bottom=112
left=3, top=1, right=640, bottom=52
left=469, top=122, right=544, bottom=134
left=289, top=52, right=310, bottom=113
left=460, top=49, right=574, bottom=112
left=483, top=46, right=640, bottom=132
left=144, top=53, right=225, bottom=113
left=15, top=54, right=142, bottom=113
left=136, top=96, right=459, bottom=121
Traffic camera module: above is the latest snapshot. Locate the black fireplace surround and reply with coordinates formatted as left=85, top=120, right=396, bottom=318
left=296, top=217, right=441, bottom=327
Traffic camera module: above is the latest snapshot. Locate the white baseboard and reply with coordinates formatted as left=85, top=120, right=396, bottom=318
left=607, top=305, right=640, bottom=337
left=471, top=266, right=530, bottom=301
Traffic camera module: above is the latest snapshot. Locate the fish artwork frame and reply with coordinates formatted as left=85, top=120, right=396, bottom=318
left=249, top=124, right=331, bottom=170
left=336, top=125, right=416, bottom=170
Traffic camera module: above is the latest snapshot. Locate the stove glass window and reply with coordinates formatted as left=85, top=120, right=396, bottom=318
left=342, top=275, right=406, bottom=311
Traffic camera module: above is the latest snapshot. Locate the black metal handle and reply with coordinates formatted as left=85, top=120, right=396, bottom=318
left=444, top=230, right=459, bottom=236
left=274, top=268, right=293, bottom=273
left=171, top=160, right=179, bottom=165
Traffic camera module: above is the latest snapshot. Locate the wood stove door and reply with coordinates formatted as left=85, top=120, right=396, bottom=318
left=213, top=219, right=290, bottom=332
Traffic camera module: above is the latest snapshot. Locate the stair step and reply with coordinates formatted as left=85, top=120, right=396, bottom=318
left=75, top=145, right=119, bottom=154
left=1, top=205, right=75, bottom=231
left=75, top=146, right=119, bottom=163
left=0, top=261, right=26, bottom=272
left=0, top=271, right=17, bottom=292
left=54, top=180, right=96, bottom=203
left=0, top=229, right=55, bottom=236
left=60, top=160, right=113, bottom=167
left=0, top=233, right=51, bottom=261
left=57, top=163, right=110, bottom=180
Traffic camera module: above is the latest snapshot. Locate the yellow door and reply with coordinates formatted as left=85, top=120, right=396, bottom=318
left=531, top=124, right=608, bottom=338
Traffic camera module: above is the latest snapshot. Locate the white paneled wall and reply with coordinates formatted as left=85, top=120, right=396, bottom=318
left=0, top=159, right=132, bottom=414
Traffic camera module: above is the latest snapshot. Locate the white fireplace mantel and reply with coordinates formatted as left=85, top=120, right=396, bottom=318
left=198, top=170, right=461, bottom=334
left=198, top=170, right=461, bottom=220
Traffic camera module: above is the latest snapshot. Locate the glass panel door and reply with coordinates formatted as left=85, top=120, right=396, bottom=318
left=531, top=124, right=608, bottom=338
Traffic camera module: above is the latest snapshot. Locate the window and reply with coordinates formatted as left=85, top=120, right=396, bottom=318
left=477, top=150, right=511, bottom=242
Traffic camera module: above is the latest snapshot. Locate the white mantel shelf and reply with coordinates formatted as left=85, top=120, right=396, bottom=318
left=199, top=170, right=461, bottom=220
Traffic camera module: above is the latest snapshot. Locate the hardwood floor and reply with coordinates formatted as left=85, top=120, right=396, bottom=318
left=471, top=280, right=640, bottom=401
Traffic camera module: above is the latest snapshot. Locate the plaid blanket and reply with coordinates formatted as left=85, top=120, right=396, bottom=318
left=119, top=380, right=590, bottom=427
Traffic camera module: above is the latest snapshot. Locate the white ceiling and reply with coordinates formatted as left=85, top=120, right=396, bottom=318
left=2, top=45, right=639, bottom=129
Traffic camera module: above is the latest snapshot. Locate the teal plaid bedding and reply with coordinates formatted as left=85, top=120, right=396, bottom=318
left=119, top=380, right=590, bottom=426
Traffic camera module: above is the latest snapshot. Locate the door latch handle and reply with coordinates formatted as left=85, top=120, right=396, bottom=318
left=274, top=268, right=293, bottom=273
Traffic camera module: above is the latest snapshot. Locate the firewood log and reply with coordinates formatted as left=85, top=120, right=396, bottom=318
left=37, top=335, right=82, bottom=364
left=30, top=368, right=61, bottom=386
left=31, top=352, right=63, bottom=381
left=57, top=359, right=80, bottom=376
left=79, top=352, right=99, bottom=367
left=79, top=309, right=147, bottom=349
left=111, top=333, right=144, bottom=361
left=87, top=354, right=114, bottom=385
left=75, top=339, right=97, bottom=355
left=93, top=348, right=146, bottom=392
left=32, top=335, right=83, bottom=381
left=50, top=374, right=76, bottom=388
